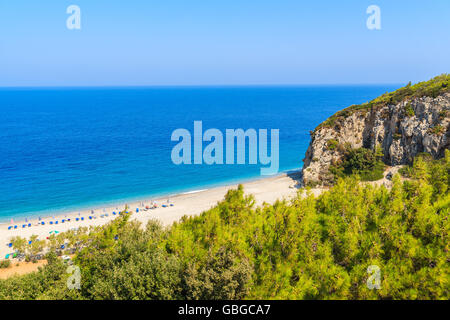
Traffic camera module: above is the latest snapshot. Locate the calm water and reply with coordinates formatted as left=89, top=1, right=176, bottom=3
left=0, top=85, right=399, bottom=221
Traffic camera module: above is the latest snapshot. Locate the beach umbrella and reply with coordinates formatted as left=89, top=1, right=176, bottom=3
left=136, top=208, right=139, bottom=213
left=28, top=223, right=31, bottom=227
left=8, top=243, right=12, bottom=248
left=8, top=226, right=12, bottom=230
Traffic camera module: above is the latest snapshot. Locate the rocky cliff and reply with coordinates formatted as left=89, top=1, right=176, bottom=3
left=302, top=76, right=450, bottom=186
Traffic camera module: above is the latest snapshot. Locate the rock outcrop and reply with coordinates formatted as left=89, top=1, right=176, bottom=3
left=302, top=92, right=450, bottom=186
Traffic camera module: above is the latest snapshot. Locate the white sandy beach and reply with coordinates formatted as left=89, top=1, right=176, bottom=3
left=0, top=171, right=322, bottom=260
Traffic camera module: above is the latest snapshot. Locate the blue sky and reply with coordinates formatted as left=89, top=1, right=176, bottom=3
left=0, top=0, right=449, bottom=86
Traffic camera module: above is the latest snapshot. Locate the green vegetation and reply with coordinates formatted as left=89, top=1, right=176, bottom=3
left=393, top=133, right=402, bottom=140
left=0, top=260, right=11, bottom=269
left=0, top=151, right=448, bottom=300
left=399, top=152, right=449, bottom=202
left=405, top=103, right=415, bottom=117
left=316, top=74, right=450, bottom=131
left=330, top=146, right=385, bottom=182
left=429, top=124, right=445, bottom=135
left=326, top=139, right=339, bottom=151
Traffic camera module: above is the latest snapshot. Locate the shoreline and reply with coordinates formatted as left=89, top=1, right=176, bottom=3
left=0, top=168, right=301, bottom=226
left=0, top=170, right=316, bottom=260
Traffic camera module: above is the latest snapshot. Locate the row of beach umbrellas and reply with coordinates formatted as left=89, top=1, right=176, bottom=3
left=6, top=202, right=175, bottom=231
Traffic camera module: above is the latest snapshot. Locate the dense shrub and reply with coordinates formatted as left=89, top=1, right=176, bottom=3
left=330, top=146, right=385, bottom=182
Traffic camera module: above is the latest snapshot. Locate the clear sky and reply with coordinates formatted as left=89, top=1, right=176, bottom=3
left=0, top=0, right=449, bottom=86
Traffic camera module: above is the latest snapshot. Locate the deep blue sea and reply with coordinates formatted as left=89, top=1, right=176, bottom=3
left=0, top=85, right=399, bottom=222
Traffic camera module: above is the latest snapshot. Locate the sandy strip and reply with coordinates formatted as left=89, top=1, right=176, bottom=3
left=0, top=260, right=47, bottom=280
left=0, top=171, right=322, bottom=261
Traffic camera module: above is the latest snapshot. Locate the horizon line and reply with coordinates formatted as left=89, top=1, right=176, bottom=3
left=0, top=82, right=405, bottom=89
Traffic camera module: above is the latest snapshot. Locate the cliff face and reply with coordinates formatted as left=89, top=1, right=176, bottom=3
left=302, top=92, right=450, bottom=186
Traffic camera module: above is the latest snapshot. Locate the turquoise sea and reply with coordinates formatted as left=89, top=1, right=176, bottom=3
left=0, top=85, right=400, bottom=222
